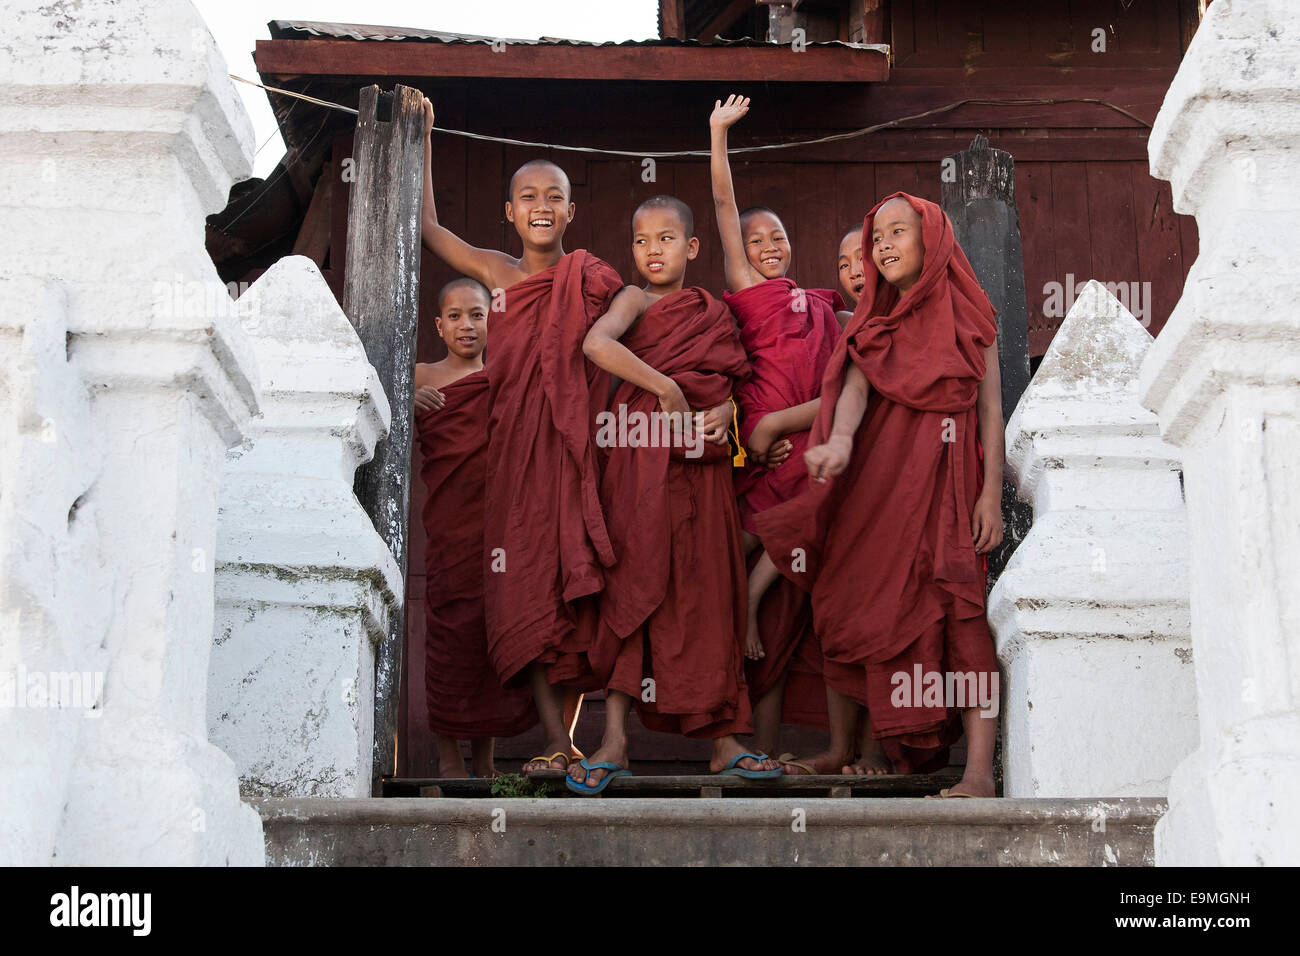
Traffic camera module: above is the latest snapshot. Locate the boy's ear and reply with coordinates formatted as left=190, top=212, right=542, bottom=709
left=686, top=236, right=700, bottom=261
left=504, top=201, right=515, bottom=223
left=565, top=201, right=576, bottom=223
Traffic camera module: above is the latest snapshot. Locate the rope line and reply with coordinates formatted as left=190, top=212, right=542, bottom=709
left=230, top=73, right=1152, bottom=161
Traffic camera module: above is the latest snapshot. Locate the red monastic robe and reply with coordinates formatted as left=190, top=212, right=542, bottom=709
left=417, top=370, right=537, bottom=738
left=482, top=251, right=623, bottom=689
left=755, top=193, right=1000, bottom=773
left=589, top=288, right=754, bottom=738
left=724, top=278, right=842, bottom=728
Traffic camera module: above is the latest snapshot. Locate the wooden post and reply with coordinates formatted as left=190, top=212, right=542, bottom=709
left=341, top=83, right=426, bottom=794
left=940, top=135, right=1034, bottom=584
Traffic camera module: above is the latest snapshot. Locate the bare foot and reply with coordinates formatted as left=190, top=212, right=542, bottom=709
left=743, top=609, right=765, bottom=660
left=469, top=762, right=500, bottom=779
left=437, top=762, right=470, bottom=779
left=567, top=736, right=628, bottom=789
left=842, top=738, right=892, bottom=775
left=926, top=772, right=996, bottom=798
left=709, top=736, right=780, bottom=774
left=777, top=749, right=853, bottom=775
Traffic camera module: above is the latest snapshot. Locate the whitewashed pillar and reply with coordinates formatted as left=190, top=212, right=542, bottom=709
left=1141, top=0, right=1300, bottom=866
left=208, top=257, right=400, bottom=799
left=0, top=0, right=265, bottom=864
left=990, top=281, right=1196, bottom=798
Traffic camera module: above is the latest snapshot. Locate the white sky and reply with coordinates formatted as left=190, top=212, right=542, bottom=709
left=193, top=1, right=659, bottom=177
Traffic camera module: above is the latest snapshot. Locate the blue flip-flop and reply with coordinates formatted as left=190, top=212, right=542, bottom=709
left=564, top=758, right=631, bottom=795
left=718, top=752, right=784, bottom=779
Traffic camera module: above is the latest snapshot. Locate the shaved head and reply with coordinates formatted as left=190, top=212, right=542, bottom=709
left=841, top=225, right=864, bottom=247
left=873, top=197, right=920, bottom=229
left=739, top=205, right=784, bottom=235
left=437, top=276, right=491, bottom=313
left=508, top=159, right=571, bottom=201
left=634, top=194, right=694, bottom=237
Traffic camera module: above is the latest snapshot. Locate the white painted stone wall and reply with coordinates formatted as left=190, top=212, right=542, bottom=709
left=1141, top=0, right=1300, bottom=866
left=0, top=0, right=264, bottom=864
left=208, top=256, right=400, bottom=799
left=990, top=281, right=1197, bottom=798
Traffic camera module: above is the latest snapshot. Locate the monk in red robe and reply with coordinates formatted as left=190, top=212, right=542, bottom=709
left=755, top=193, right=1005, bottom=797
left=568, top=196, right=781, bottom=792
left=420, top=97, right=622, bottom=774
left=415, top=278, right=537, bottom=777
left=711, top=94, right=842, bottom=757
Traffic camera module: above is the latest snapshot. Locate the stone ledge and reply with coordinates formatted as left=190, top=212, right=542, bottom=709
left=256, top=797, right=1165, bottom=867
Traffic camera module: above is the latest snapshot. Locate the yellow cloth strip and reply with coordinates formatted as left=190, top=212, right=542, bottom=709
left=729, top=397, right=747, bottom=468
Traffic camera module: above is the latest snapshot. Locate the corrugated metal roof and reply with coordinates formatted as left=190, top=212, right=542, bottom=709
left=265, top=19, right=887, bottom=53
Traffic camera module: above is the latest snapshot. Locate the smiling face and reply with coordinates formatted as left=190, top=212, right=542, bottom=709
left=837, top=228, right=865, bottom=306
left=740, top=209, right=791, bottom=279
left=869, top=197, right=925, bottom=295
left=436, top=283, right=489, bottom=361
left=632, top=205, right=698, bottom=290
left=505, top=161, right=574, bottom=250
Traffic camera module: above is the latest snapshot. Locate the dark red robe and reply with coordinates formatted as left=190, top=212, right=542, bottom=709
left=416, top=369, right=537, bottom=738
left=482, top=251, right=624, bottom=689
left=724, top=278, right=842, bottom=729
left=589, top=288, right=754, bottom=738
left=755, top=193, right=1000, bottom=773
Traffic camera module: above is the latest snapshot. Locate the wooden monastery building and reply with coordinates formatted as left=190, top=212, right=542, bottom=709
left=207, top=0, right=1205, bottom=777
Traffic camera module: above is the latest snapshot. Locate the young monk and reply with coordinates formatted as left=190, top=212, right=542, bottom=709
left=566, top=196, right=781, bottom=793
left=836, top=225, right=866, bottom=310
left=710, top=94, right=841, bottom=757
left=419, top=97, right=624, bottom=775
left=415, top=278, right=537, bottom=778
left=754, top=192, right=1004, bottom=797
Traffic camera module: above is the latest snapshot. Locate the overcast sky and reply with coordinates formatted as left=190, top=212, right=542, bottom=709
left=193, top=1, right=659, bottom=177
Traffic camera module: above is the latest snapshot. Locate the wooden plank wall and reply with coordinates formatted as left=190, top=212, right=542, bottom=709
left=338, top=0, right=1202, bottom=776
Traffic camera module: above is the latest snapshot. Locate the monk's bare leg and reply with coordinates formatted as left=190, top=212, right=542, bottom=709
left=744, top=551, right=781, bottom=660
left=750, top=672, right=786, bottom=758
left=842, top=710, right=892, bottom=775
left=434, top=734, right=469, bottom=778
left=780, top=684, right=857, bottom=774
left=930, top=707, right=997, bottom=798
left=709, top=735, right=781, bottom=774
left=522, top=661, right=575, bottom=773
left=742, top=530, right=761, bottom=556
left=468, top=737, right=498, bottom=778
left=568, top=689, right=631, bottom=789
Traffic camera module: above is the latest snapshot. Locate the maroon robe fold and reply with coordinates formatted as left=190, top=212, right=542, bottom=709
left=755, top=193, right=1000, bottom=773
left=482, top=250, right=624, bottom=689
left=724, top=278, right=842, bottom=729
left=417, top=370, right=538, bottom=738
left=589, top=288, right=754, bottom=738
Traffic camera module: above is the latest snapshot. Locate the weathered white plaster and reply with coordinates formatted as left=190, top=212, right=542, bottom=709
left=0, top=0, right=264, bottom=864
left=208, top=256, right=399, bottom=799
left=1142, top=0, right=1300, bottom=866
left=990, top=281, right=1196, bottom=798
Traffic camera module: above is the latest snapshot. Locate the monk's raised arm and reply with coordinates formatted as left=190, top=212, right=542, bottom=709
left=710, top=95, right=760, bottom=293
left=420, top=97, right=515, bottom=289
left=583, top=287, right=688, bottom=417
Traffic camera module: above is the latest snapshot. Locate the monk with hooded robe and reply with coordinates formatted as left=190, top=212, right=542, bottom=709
left=755, top=192, right=1005, bottom=798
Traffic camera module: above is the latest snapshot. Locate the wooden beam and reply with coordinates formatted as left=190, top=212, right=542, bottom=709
left=254, top=39, right=889, bottom=82
left=701, top=0, right=758, bottom=41
left=659, top=0, right=686, bottom=40
left=290, top=161, right=333, bottom=266
left=341, top=84, right=426, bottom=794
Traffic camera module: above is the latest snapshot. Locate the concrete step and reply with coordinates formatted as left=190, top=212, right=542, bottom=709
left=255, top=796, right=1165, bottom=866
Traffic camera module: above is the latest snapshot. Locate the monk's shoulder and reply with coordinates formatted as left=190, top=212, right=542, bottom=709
left=420, top=360, right=482, bottom=390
